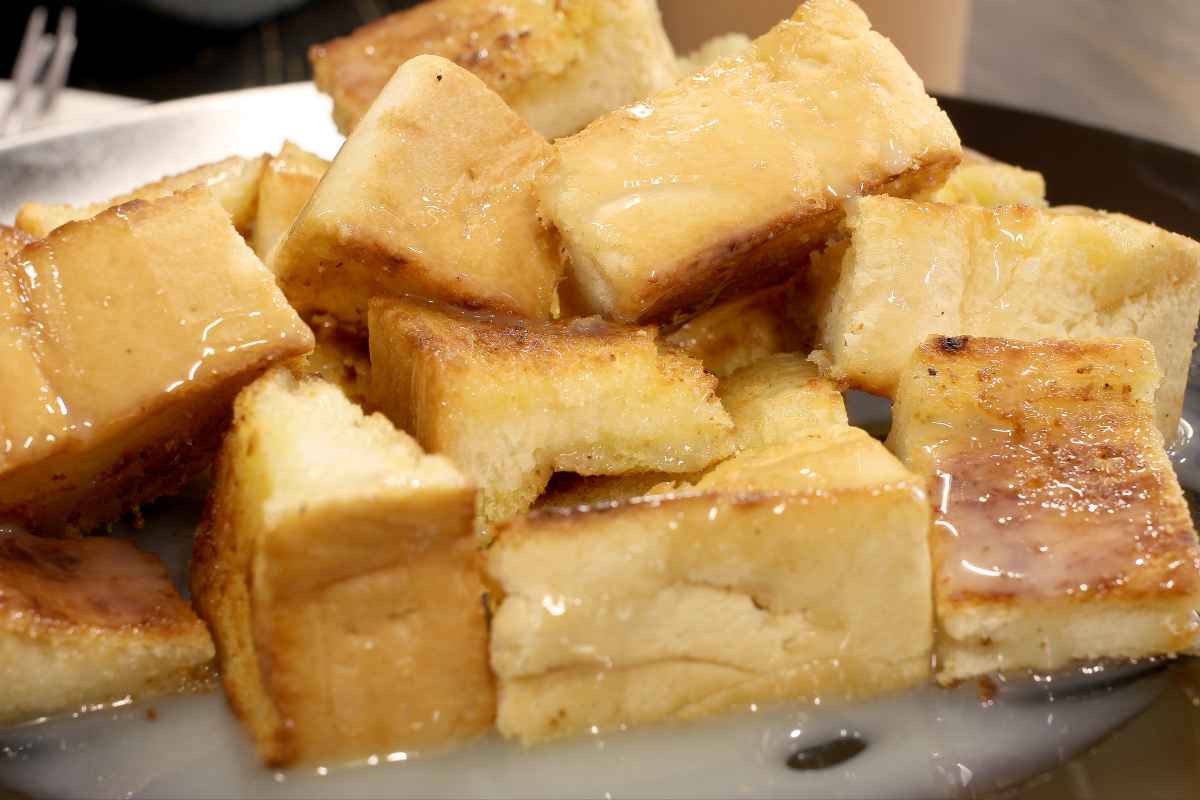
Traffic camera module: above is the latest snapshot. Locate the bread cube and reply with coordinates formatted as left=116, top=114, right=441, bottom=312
left=537, top=0, right=961, bottom=324
left=919, top=148, right=1047, bottom=207
left=310, top=0, right=679, bottom=139
left=272, top=56, right=563, bottom=330
left=252, top=141, right=329, bottom=260
left=887, top=336, right=1200, bottom=683
left=16, top=154, right=267, bottom=238
left=369, top=296, right=734, bottom=524
left=191, top=369, right=492, bottom=766
left=0, top=224, right=32, bottom=260
left=488, top=430, right=931, bottom=744
left=662, top=281, right=816, bottom=379
left=299, top=316, right=372, bottom=408
left=819, top=196, right=1200, bottom=442
left=716, top=354, right=847, bottom=451
left=0, top=531, right=214, bottom=725
left=0, top=190, right=313, bottom=535
left=536, top=352, right=846, bottom=508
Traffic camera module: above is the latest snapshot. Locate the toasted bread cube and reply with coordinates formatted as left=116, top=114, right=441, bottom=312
left=676, top=33, right=753, bottom=75
left=918, top=148, right=1047, bottom=207
left=369, top=296, right=734, bottom=524
left=252, top=142, right=329, bottom=260
left=16, top=155, right=267, bottom=239
left=191, top=369, right=492, bottom=766
left=0, top=225, right=32, bottom=260
left=536, top=352, right=846, bottom=508
left=0, top=531, right=214, bottom=725
left=716, top=354, right=847, bottom=451
left=887, top=336, right=1200, bottom=683
left=819, top=196, right=1200, bottom=442
left=298, top=316, right=372, bottom=408
left=272, top=56, right=563, bottom=330
left=662, top=281, right=817, bottom=378
left=310, top=0, right=679, bottom=139
left=0, top=191, right=313, bottom=535
left=537, top=0, right=961, bottom=324
left=488, top=431, right=931, bottom=744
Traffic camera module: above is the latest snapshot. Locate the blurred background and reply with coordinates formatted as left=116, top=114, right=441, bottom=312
left=0, top=0, right=1196, bottom=152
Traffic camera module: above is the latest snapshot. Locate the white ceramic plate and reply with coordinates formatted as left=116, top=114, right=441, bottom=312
left=0, top=84, right=1193, bottom=800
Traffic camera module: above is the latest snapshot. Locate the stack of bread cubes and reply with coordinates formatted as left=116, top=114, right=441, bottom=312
left=1, top=0, right=1199, bottom=771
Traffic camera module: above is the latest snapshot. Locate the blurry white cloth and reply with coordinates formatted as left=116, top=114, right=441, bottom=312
left=0, top=82, right=145, bottom=138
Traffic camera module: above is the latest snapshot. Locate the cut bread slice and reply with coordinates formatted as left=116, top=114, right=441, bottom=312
left=310, top=0, right=679, bottom=139
left=368, top=296, right=734, bottom=524
left=919, top=148, right=1047, bottom=207
left=662, top=280, right=816, bottom=379
left=488, top=427, right=931, bottom=744
left=537, top=0, right=961, bottom=323
left=272, top=55, right=563, bottom=330
left=16, top=154, right=267, bottom=238
left=819, top=195, right=1200, bottom=442
left=716, top=354, right=847, bottom=451
left=190, top=368, right=492, bottom=767
left=887, top=336, right=1200, bottom=683
left=252, top=141, right=329, bottom=260
left=0, top=190, right=313, bottom=535
left=0, top=530, right=214, bottom=725
left=536, top=352, right=847, bottom=508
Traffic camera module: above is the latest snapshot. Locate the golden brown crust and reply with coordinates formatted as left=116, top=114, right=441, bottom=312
left=891, top=337, right=1200, bottom=624
left=310, top=0, right=677, bottom=139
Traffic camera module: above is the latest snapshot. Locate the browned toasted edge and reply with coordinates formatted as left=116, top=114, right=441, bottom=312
left=629, top=156, right=961, bottom=326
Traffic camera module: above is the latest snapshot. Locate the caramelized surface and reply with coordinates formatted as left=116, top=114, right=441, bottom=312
left=0, top=530, right=213, bottom=724
left=888, top=336, right=1200, bottom=679
left=0, top=531, right=201, bottom=632
left=537, top=0, right=960, bottom=323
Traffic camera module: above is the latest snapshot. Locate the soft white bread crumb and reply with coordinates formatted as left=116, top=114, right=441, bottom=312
left=488, top=426, right=931, bottom=744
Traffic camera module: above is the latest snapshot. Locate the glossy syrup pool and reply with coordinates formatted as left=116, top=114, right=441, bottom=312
left=0, top=392, right=1195, bottom=800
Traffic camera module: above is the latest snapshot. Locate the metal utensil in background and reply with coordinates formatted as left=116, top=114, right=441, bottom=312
left=1, top=6, right=75, bottom=137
